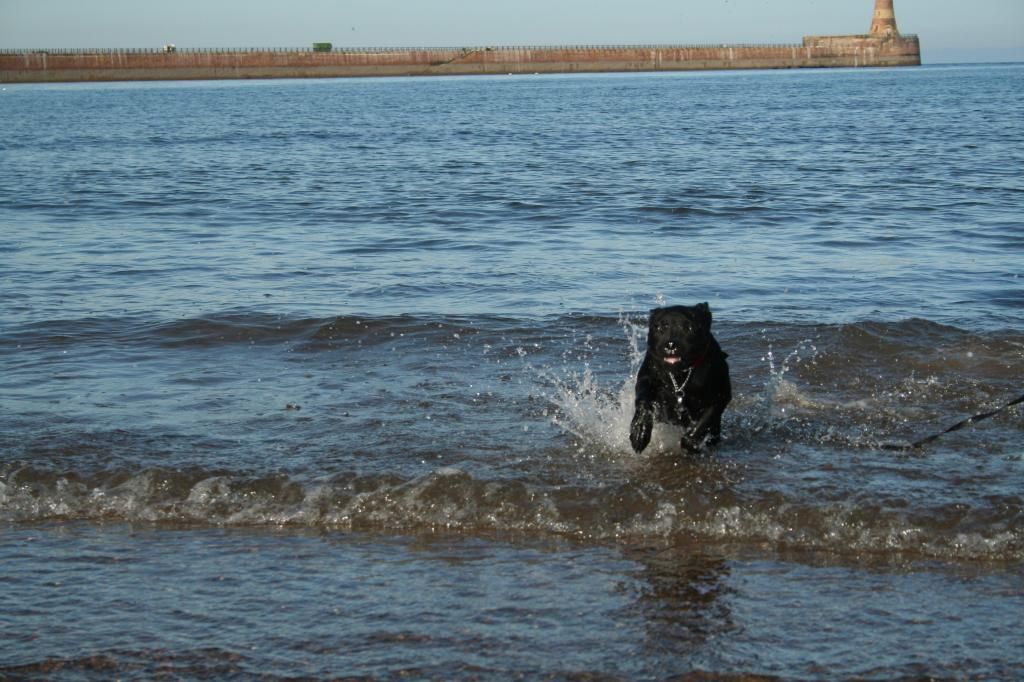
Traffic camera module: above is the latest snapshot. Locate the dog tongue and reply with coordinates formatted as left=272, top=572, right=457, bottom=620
left=664, top=356, right=681, bottom=366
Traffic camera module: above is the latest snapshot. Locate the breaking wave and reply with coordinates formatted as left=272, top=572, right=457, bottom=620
left=1, top=465, right=1020, bottom=561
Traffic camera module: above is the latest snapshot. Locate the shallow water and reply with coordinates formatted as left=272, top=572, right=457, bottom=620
left=2, top=64, right=1023, bottom=679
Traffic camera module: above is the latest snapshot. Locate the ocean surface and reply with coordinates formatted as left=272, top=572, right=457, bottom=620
left=1, top=63, right=1022, bottom=680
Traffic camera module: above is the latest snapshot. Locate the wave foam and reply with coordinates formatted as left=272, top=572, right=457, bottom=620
left=3, top=466, right=1019, bottom=561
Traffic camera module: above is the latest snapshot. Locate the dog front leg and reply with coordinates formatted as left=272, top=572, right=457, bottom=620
left=682, top=404, right=724, bottom=451
left=630, top=402, right=655, bottom=454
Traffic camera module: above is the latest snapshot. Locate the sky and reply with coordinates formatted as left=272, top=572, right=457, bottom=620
left=1, top=0, right=1022, bottom=64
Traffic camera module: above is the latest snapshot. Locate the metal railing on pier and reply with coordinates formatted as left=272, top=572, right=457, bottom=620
left=0, top=42, right=810, bottom=57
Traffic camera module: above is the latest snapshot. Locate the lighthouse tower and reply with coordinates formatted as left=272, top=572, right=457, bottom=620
left=870, top=0, right=900, bottom=36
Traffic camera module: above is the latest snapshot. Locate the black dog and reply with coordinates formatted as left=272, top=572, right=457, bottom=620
left=630, top=303, right=731, bottom=454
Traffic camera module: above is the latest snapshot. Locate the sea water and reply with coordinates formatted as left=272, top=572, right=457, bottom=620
left=1, top=64, right=1022, bottom=679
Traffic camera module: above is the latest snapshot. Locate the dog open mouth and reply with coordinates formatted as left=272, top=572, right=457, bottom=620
left=663, top=355, right=682, bottom=366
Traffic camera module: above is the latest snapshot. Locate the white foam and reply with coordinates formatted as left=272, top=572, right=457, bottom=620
left=543, top=315, right=644, bottom=457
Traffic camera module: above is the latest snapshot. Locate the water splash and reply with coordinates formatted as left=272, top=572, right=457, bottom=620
left=761, top=334, right=820, bottom=418
left=547, top=363, right=636, bottom=455
left=543, top=313, right=690, bottom=457
left=544, top=321, right=836, bottom=455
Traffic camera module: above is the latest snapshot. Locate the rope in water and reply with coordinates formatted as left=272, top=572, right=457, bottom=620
left=881, top=392, right=1024, bottom=451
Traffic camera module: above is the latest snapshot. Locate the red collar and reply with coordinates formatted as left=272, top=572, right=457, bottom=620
left=689, top=340, right=713, bottom=369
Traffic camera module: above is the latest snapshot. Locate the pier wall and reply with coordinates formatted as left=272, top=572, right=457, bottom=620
left=0, top=36, right=920, bottom=83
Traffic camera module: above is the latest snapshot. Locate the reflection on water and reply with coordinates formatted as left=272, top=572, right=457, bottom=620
left=625, top=544, right=735, bottom=656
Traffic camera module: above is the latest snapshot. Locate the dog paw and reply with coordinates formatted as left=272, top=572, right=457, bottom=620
left=630, top=411, right=653, bottom=454
left=679, top=434, right=703, bottom=454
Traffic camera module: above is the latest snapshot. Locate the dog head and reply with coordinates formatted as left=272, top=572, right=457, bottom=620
left=646, top=303, right=713, bottom=368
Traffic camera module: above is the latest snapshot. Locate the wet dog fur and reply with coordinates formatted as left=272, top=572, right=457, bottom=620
left=630, top=303, right=731, bottom=454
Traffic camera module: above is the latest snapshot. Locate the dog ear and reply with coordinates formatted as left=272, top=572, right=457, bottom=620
left=646, top=309, right=660, bottom=343
left=695, top=302, right=712, bottom=328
